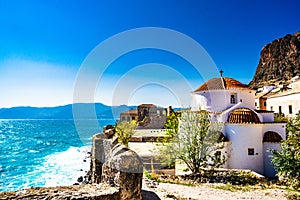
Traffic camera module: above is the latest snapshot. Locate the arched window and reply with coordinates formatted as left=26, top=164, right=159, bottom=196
left=230, top=93, right=237, bottom=104
left=263, top=131, right=283, bottom=143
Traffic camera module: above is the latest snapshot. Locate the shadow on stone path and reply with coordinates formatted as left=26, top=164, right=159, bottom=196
left=142, top=189, right=161, bottom=200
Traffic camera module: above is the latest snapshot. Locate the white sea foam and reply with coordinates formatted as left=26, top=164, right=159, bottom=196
left=28, top=150, right=39, bottom=153
left=31, top=146, right=91, bottom=188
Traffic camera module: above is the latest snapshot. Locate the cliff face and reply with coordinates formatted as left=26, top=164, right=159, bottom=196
left=249, top=31, right=300, bottom=89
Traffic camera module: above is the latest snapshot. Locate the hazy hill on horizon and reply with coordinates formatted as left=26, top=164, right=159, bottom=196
left=0, top=103, right=137, bottom=119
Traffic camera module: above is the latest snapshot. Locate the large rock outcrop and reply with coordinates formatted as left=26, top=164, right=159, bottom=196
left=249, top=31, right=300, bottom=89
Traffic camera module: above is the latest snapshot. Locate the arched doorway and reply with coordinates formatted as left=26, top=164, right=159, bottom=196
left=263, top=131, right=283, bottom=177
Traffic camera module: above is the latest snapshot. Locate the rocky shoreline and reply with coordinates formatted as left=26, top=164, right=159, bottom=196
left=75, top=150, right=92, bottom=185
left=0, top=184, right=120, bottom=200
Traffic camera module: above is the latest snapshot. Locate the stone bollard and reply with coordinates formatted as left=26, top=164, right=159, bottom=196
left=101, top=143, right=143, bottom=200
left=91, top=134, right=143, bottom=200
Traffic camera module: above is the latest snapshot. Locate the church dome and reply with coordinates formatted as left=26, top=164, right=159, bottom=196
left=227, top=108, right=261, bottom=123
left=194, top=77, right=250, bottom=92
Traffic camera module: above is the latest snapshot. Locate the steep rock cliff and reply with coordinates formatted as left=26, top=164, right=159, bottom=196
left=249, top=31, right=300, bottom=89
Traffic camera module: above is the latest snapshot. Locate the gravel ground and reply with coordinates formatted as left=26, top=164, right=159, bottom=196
left=142, top=178, right=289, bottom=200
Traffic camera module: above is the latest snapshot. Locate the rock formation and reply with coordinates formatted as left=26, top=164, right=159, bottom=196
left=249, top=31, right=300, bottom=89
left=0, top=184, right=120, bottom=200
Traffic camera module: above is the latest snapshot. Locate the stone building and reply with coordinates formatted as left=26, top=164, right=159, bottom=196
left=191, top=73, right=286, bottom=177
left=120, top=104, right=172, bottom=129
left=120, top=109, right=138, bottom=121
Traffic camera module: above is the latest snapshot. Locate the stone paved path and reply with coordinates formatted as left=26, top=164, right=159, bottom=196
left=142, top=178, right=288, bottom=200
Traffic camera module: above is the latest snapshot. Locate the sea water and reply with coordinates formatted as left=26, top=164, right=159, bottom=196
left=0, top=119, right=115, bottom=192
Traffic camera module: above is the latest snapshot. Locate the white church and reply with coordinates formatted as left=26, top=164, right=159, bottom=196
left=190, top=72, right=286, bottom=177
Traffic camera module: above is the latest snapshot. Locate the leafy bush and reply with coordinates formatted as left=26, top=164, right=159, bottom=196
left=274, top=113, right=288, bottom=123
left=270, top=112, right=300, bottom=189
left=115, top=120, right=137, bottom=147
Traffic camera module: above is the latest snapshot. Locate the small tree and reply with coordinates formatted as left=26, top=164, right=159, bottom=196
left=160, top=110, right=226, bottom=173
left=115, top=120, right=137, bottom=147
left=270, top=112, right=300, bottom=189
left=164, top=112, right=179, bottom=137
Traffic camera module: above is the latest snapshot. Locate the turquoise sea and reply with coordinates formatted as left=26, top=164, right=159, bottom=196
left=0, top=119, right=115, bottom=192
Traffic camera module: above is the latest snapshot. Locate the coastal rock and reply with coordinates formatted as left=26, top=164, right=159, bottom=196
left=0, top=184, right=120, bottom=200
left=249, top=31, right=300, bottom=88
left=77, top=176, right=83, bottom=183
left=103, top=125, right=115, bottom=139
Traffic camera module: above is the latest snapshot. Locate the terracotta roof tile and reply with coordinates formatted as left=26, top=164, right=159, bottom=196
left=194, top=77, right=250, bottom=92
left=121, top=109, right=138, bottom=114
left=227, top=108, right=261, bottom=123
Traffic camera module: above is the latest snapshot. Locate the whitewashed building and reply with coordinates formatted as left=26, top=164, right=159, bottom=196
left=191, top=74, right=286, bottom=177
left=266, top=80, right=300, bottom=117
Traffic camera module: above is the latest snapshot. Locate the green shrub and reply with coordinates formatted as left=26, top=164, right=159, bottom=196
left=115, top=120, right=137, bottom=147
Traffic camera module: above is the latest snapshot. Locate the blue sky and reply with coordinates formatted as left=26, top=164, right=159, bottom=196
left=0, top=0, right=299, bottom=108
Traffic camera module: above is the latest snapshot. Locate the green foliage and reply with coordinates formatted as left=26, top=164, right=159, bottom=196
left=160, top=110, right=226, bottom=173
left=286, top=192, right=300, bottom=200
left=164, top=112, right=179, bottom=137
left=115, top=120, right=137, bottom=147
left=144, top=170, right=157, bottom=181
left=270, top=112, right=300, bottom=189
left=274, top=113, right=289, bottom=123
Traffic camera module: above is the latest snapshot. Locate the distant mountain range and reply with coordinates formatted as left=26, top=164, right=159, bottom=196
left=0, top=103, right=137, bottom=119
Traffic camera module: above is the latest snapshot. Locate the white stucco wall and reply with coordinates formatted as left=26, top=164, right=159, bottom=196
left=190, top=92, right=210, bottom=111
left=267, top=93, right=300, bottom=117
left=225, top=124, right=264, bottom=174
left=237, top=90, right=256, bottom=108
left=262, top=123, right=286, bottom=140
left=262, top=124, right=285, bottom=177
left=259, top=112, right=274, bottom=123
left=224, top=123, right=285, bottom=176
left=191, top=89, right=255, bottom=113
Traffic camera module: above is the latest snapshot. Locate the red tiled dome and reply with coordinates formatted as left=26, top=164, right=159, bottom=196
left=194, top=77, right=249, bottom=92
left=227, top=108, right=261, bottom=123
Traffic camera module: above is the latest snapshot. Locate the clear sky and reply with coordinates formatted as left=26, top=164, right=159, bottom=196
left=0, top=0, right=299, bottom=108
